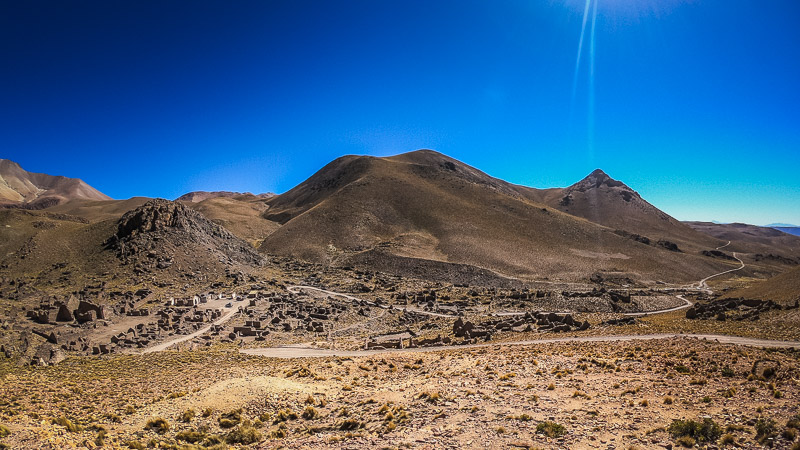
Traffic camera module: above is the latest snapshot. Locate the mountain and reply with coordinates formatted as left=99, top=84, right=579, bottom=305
left=685, top=222, right=800, bottom=256
left=766, top=223, right=799, bottom=228
left=0, top=159, right=111, bottom=208
left=526, top=169, right=719, bottom=252
left=176, top=191, right=275, bottom=203
left=258, top=150, right=727, bottom=284
left=772, top=227, right=800, bottom=237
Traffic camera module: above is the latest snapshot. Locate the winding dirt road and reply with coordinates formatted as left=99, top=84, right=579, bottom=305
left=241, top=333, right=800, bottom=359
left=141, top=305, right=238, bottom=354
left=695, top=251, right=745, bottom=293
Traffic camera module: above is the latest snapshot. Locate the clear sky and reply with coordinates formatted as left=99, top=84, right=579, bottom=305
left=2, top=1, right=798, bottom=225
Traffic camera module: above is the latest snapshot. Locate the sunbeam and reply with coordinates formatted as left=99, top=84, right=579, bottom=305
left=588, top=0, right=598, bottom=160
left=571, top=0, right=593, bottom=105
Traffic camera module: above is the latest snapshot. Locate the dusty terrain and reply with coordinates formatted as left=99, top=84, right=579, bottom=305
left=1, top=152, right=799, bottom=448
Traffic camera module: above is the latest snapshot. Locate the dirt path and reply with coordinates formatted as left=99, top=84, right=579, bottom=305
left=241, top=333, right=800, bottom=359
left=141, top=306, right=238, bottom=354
left=288, top=285, right=457, bottom=318
left=621, top=294, right=692, bottom=316
left=696, top=251, right=745, bottom=293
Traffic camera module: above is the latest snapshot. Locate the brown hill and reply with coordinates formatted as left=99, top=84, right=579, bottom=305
left=722, top=265, right=800, bottom=304
left=259, top=150, right=727, bottom=284
left=685, top=222, right=800, bottom=255
left=181, top=195, right=280, bottom=247
left=527, top=169, right=719, bottom=253
left=0, top=159, right=111, bottom=208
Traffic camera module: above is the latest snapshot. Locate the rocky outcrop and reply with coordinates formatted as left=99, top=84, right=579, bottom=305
left=107, top=199, right=264, bottom=269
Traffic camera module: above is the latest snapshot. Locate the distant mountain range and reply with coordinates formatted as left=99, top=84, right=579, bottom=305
left=3, top=151, right=800, bottom=287
left=771, top=227, right=800, bottom=237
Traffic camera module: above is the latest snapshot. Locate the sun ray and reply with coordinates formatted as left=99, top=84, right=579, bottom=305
left=588, top=0, right=598, bottom=160
left=571, top=0, right=593, bottom=105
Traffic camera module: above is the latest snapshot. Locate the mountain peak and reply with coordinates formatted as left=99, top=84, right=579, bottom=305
left=570, top=169, right=626, bottom=192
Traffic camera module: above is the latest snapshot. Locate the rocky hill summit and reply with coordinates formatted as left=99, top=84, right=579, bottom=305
left=107, top=198, right=264, bottom=270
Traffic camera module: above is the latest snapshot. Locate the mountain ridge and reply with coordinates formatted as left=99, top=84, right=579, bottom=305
left=0, top=159, right=111, bottom=208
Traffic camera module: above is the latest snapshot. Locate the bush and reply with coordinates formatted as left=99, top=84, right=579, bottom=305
left=175, top=430, right=205, bottom=443
left=180, top=408, right=196, bottom=423
left=720, top=433, right=735, bottom=446
left=339, top=418, right=363, bottom=431
left=226, top=425, right=262, bottom=444
left=536, top=421, right=566, bottom=438
left=144, top=417, right=170, bottom=434
left=302, top=406, right=318, bottom=420
left=668, top=418, right=721, bottom=444
left=755, top=418, right=777, bottom=443
left=0, top=425, right=8, bottom=438
left=52, top=416, right=82, bottom=433
left=219, top=409, right=242, bottom=428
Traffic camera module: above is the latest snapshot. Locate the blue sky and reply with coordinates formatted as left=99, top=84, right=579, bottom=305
left=2, top=0, right=798, bottom=225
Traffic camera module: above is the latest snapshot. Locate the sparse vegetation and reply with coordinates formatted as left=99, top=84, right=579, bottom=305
left=668, top=418, right=721, bottom=445
left=536, top=421, right=566, bottom=438
left=144, top=417, right=170, bottom=434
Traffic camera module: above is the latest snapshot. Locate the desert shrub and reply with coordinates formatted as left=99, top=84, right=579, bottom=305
left=201, top=407, right=213, bottom=417
left=175, top=430, right=205, bottom=443
left=755, top=418, right=777, bottom=443
left=340, top=418, right=363, bottom=431
left=0, top=425, right=8, bottom=438
left=226, top=425, right=262, bottom=444
left=536, top=421, right=566, bottom=438
left=783, top=428, right=798, bottom=441
left=663, top=396, right=674, bottom=405
left=94, top=429, right=107, bottom=446
left=144, top=417, right=170, bottom=434
left=219, top=409, right=242, bottom=428
left=721, top=366, right=735, bottom=377
left=125, top=441, right=145, bottom=450
left=720, top=433, right=735, bottom=446
left=418, top=391, right=441, bottom=403
left=676, top=436, right=695, bottom=448
left=273, top=409, right=298, bottom=424
left=180, top=408, right=196, bottom=423
left=52, top=416, right=82, bottom=432
left=302, top=406, right=318, bottom=420
left=668, top=418, right=721, bottom=444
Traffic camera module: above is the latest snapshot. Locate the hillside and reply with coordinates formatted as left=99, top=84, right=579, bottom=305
left=259, top=150, right=727, bottom=284
left=180, top=195, right=280, bottom=247
left=722, top=265, right=800, bottom=304
left=0, top=159, right=111, bottom=208
left=527, top=169, right=720, bottom=253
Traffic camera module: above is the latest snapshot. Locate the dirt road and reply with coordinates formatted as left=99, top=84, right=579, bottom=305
left=241, top=333, right=800, bottom=359
left=141, top=305, right=238, bottom=354
left=288, top=285, right=457, bottom=318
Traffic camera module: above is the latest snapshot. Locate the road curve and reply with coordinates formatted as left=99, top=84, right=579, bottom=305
left=142, top=306, right=238, bottom=354
left=288, top=285, right=457, bottom=318
left=696, top=251, right=745, bottom=292
left=621, top=294, right=692, bottom=317
left=241, top=333, right=800, bottom=359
